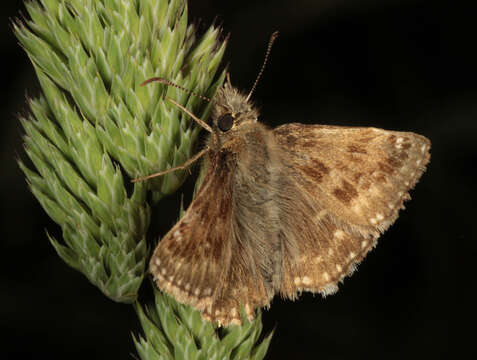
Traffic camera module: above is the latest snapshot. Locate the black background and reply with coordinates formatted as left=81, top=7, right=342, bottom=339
left=2, top=0, right=469, bottom=359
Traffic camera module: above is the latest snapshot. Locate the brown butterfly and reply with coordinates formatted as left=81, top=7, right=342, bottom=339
left=137, top=32, right=431, bottom=326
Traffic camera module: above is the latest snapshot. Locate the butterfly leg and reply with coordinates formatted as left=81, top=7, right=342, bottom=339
left=131, top=147, right=210, bottom=183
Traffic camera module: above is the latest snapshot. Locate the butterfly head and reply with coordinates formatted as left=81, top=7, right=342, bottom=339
left=212, top=80, right=259, bottom=135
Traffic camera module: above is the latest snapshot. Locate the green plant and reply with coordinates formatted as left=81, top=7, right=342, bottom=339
left=14, top=0, right=272, bottom=358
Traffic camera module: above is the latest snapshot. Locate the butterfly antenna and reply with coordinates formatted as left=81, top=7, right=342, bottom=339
left=245, top=31, right=279, bottom=102
left=140, top=77, right=211, bottom=102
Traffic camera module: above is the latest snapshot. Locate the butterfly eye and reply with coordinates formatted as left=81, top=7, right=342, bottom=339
left=217, top=113, right=234, bottom=132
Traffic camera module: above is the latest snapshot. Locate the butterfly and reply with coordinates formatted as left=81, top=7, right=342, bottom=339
left=138, top=32, right=431, bottom=326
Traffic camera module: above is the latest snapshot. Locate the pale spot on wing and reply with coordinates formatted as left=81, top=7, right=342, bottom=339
left=376, top=213, right=384, bottom=221
left=231, top=307, right=237, bottom=317
left=201, top=297, right=212, bottom=307
left=294, top=277, right=301, bottom=286
left=245, top=303, right=252, bottom=316
left=230, top=318, right=241, bottom=325
left=302, top=276, right=312, bottom=285
left=334, top=230, right=345, bottom=239
left=314, top=256, right=323, bottom=263
left=370, top=218, right=377, bottom=225
left=161, top=268, right=166, bottom=275
left=361, top=240, right=368, bottom=249
left=421, top=144, right=427, bottom=152
left=194, top=288, right=200, bottom=296
left=351, top=203, right=364, bottom=216
left=154, top=258, right=161, bottom=266
left=173, top=230, right=182, bottom=241
left=185, top=283, right=190, bottom=291
left=323, top=272, right=330, bottom=281
left=174, top=260, right=183, bottom=270
left=336, top=264, right=342, bottom=272
left=328, top=249, right=334, bottom=256
left=349, top=252, right=356, bottom=260
left=150, top=264, right=158, bottom=273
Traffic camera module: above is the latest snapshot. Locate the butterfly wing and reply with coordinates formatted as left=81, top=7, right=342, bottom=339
left=273, top=123, right=430, bottom=297
left=149, top=153, right=269, bottom=326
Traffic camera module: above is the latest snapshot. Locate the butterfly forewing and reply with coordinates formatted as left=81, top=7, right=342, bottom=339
left=149, top=156, right=231, bottom=309
left=273, top=124, right=430, bottom=296
left=149, top=153, right=270, bottom=325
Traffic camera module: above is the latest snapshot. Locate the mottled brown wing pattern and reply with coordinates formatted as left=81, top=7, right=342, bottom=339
left=278, top=195, right=380, bottom=298
left=274, top=124, right=430, bottom=297
left=149, top=153, right=269, bottom=326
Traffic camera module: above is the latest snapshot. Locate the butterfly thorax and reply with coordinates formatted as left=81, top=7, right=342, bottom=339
left=205, top=84, right=286, bottom=299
